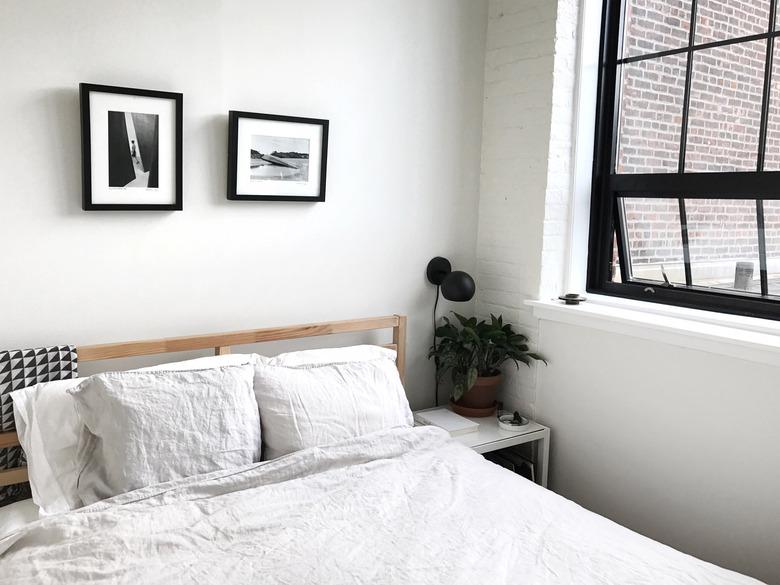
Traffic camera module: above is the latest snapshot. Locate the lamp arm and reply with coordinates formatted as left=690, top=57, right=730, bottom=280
left=432, top=286, right=440, bottom=407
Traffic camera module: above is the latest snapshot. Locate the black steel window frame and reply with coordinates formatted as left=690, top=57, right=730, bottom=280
left=587, top=0, right=780, bottom=321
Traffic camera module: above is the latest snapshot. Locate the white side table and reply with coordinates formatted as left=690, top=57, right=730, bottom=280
left=415, top=408, right=551, bottom=488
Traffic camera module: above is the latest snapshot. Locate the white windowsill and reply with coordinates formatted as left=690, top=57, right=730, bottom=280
left=527, top=296, right=780, bottom=367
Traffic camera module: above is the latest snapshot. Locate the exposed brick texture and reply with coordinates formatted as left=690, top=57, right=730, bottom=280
left=477, top=0, right=577, bottom=414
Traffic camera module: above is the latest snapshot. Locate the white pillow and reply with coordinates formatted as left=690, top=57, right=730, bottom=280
left=11, top=380, right=83, bottom=514
left=11, top=353, right=254, bottom=515
left=69, top=365, right=261, bottom=507
left=0, top=498, right=39, bottom=538
left=254, top=356, right=412, bottom=460
left=140, top=354, right=254, bottom=372
left=267, top=344, right=396, bottom=367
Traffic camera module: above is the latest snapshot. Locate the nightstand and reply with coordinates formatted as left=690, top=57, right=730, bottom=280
left=414, top=408, right=550, bottom=488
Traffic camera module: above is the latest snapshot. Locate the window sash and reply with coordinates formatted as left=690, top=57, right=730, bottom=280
left=596, top=279, right=780, bottom=320
left=587, top=0, right=780, bottom=320
left=609, top=173, right=780, bottom=198
left=617, top=28, right=780, bottom=68
left=614, top=194, right=773, bottom=293
left=611, top=1, right=779, bottom=175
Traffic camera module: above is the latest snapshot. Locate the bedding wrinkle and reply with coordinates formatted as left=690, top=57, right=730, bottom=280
left=287, top=394, right=305, bottom=451
left=0, top=426, right=765, bottom=585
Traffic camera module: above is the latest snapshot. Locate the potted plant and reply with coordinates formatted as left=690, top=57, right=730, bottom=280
left=428, top=313, right=545, bottom=417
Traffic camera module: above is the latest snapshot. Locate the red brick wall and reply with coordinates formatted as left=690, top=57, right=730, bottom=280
left=616, top=0, right=780, bottom=271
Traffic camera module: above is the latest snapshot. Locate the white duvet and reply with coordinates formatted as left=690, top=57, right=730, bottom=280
left=0, top=426, right=762, bottom=584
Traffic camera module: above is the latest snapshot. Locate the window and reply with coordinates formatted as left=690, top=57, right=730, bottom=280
left=588, top=0, right=780, bottom=320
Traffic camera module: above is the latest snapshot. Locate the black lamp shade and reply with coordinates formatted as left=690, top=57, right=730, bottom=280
left=426, top=256, right=452, bottom=286
left=441, top=270, right=475, bottom=302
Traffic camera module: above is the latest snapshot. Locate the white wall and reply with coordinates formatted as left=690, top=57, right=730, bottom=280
left=536, top=319, right=780, bottom=583
left=0, top=0, right=489, bottom=408
left=476, top=1, right=780, bottom=582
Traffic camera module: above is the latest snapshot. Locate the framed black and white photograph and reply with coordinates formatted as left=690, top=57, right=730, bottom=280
left=80, top=83, right=182, bottom=211
left=227, top=111, right=328, bottom=202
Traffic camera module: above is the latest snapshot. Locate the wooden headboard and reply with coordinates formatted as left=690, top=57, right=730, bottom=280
left=0, top=315, right=407, bottom=488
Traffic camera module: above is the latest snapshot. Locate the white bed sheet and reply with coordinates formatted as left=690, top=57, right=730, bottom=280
left=0, top=499, right=39, bottom=538
left=0, top=426, right=763, bottom=584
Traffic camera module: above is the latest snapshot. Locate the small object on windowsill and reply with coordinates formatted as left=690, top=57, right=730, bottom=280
left=558, top=293, right=586, bottom=305
left=497, top=410, right=529, bottom=432
left=734, top=261, right=754, bottom=291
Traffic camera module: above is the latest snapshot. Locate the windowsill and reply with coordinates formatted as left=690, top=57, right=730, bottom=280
left=527, top=295, right=780, bottom=367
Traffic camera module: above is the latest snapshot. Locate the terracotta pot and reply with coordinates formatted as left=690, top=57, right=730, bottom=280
left=451, top=374, right=502, bottom=417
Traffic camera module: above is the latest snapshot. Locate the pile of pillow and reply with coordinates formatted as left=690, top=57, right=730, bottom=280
left=11, top=345, right=413, bottom=515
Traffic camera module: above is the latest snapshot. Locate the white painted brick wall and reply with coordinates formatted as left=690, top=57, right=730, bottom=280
left=476, top=0, right=579, bottom=415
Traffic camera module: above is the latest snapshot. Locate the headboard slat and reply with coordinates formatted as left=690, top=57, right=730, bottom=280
left=78, top=316, right=402, bottom=362
left=0, top=431, right=19, bottom=449
left=0, top=467, right=28, bottom=486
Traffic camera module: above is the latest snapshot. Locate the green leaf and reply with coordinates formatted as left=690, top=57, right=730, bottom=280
left=515, top=355, right=530, bottom=368
left=453, top=312, right=470, bottom=327
left=466, top=366, right=478, bottom=390
left=452, top=382, right=466, bottom=402
left=434, top=324, right=458, bottom=339
left=482, top=330, right=506, bottom=341
left=462, top=326, right=481, bottom=344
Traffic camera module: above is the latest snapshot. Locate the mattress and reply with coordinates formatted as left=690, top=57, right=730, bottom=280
left=0, top=426, right=762, bottom=584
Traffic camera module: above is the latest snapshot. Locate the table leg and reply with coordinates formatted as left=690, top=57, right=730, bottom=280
left=537, top=429, right=550, bottom=488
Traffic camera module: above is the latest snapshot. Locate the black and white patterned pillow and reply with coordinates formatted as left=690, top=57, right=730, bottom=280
left=0, top=345, right=77, bottom=505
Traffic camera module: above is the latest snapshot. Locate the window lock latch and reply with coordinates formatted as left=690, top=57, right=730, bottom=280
left=644, top=266, right=673, bottom=295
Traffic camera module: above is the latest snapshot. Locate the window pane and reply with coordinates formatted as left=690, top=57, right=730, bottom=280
left=616, top=54, right=687, bottom=173
left=621, top=0, right=692, bottom=59
left=694, top=0, right=770, bottom=45
left=622, top=197, right=687, bottom=284
left=685, top=40, right=766, bottom=172
left=761, top=41, right=780, bottom=170
left=686, top=198, right=760, bottom=292
left=763, top=200, right=780, bottom=295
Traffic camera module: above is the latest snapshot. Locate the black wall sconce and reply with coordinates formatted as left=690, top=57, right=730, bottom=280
left=426, top=256, right=476, bottom=406
left=426, top=257, right=476, bottom=303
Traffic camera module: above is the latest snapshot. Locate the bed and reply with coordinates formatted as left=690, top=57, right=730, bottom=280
left=0, top=316, right=764, bottom=584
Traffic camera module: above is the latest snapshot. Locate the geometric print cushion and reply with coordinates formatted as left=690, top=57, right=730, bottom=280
left=0, top=345, right=77, bottom=506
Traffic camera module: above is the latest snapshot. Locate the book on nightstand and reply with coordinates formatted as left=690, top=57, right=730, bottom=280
left=414, top=408, right=479, bottom=436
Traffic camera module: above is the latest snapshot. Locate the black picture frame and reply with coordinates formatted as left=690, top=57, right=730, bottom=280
left=227, top=111, right=329, bottom=202
left=80, top=83, right=183, bottom=211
